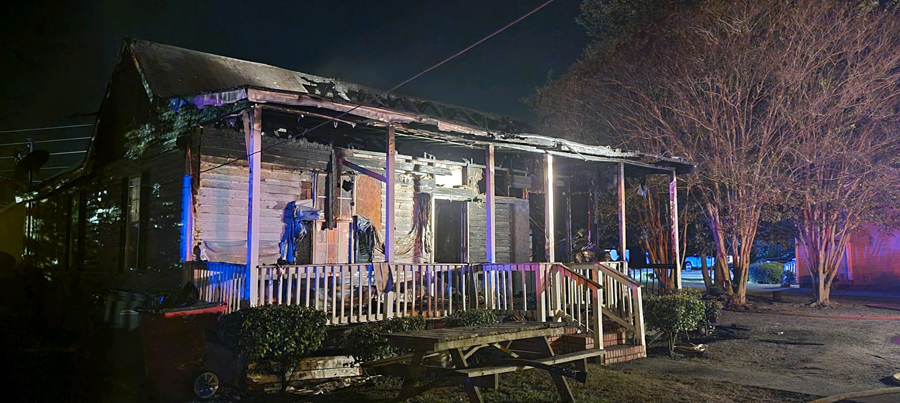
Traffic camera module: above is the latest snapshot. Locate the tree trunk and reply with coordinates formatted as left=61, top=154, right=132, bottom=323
left=700, top=252, right=713, bottom=290
left=705, top=203, right=733, bottom=292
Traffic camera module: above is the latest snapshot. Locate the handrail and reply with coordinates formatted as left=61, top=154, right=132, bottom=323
left=587, top=262, right=641, bottom=288
left=553, top=263, right=603, bottom=291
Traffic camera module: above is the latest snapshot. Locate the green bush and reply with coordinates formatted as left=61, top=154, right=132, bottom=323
left=221, top=305, right=327, bottom=394
left=749, top=262, right=783, bottom=284
left=643, top=288, right=705, bottom=356
left=701, top=299, right=723, bottom=334
left=445, top=309, right=497, bottom=328
left=342, top=316, right=426, bottom=364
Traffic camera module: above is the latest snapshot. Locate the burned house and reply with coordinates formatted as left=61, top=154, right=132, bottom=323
left=19, top=39, right=693, bottom=360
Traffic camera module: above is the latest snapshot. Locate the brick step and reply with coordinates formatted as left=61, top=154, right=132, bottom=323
left=602, top=344, right=646, bottom=365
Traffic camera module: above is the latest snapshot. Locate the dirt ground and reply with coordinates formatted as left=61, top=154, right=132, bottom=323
left=693, top=297, right=900, bottom=392
left=288, top=291, right=900, bottom=403
left=19, top=287, right=896, bottom=402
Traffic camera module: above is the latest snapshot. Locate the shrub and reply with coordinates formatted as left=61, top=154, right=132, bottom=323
left=342, top=316, right=426, bottom=364
left=700, top=299, right=723, bottom=334
left=749, top=262, right=783, bottom=284
left=781, top=269, right=796, bottom=286
left=643, top=288, right=705, bottom=356
left=221, top=305, right=327, bottom=395
left=445, top=309, right=497, bottom=328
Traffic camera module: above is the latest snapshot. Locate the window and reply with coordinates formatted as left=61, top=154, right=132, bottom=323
left=124, top=177, right=141, bottom=270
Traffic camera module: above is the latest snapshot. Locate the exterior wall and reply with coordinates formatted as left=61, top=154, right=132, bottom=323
left=797, top=223, right=900, bottom=289
left=194, top=126, right=329, bottom=265
left=23, top=147, right=187, bottom=292
left=193, top=129, right=533, bottom=267
left=466, top=198, right=531, bottom=263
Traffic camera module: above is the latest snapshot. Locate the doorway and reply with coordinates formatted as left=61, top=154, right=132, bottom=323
left=434, top=200, right=466, bottom=263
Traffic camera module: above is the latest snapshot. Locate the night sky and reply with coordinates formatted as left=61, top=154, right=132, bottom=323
left=0, top=0, right=588, bottom=176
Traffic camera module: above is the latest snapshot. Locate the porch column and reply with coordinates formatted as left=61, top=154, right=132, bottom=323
left=485, top=145, right=496, bottom=263
left=385, top=125, right=396, bottom=262
left=564, top=180, right=573, bottom=263
left=617, top=162, right=626, bottom=267
left=544, top=154, right=555, bottom=262
left=244, top=106, right=262, bottom=306
left=670, top=170, right=682, bottom=289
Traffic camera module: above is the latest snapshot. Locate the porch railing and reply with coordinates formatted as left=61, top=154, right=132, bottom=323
left=186, top=261, right=645, bottom=352
left=252, top=263, right=469, bottom=324
left=184, top=261, right=248, bottom=313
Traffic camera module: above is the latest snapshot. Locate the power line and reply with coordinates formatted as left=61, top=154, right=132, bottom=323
left=15, top=0, right=558, bottom=200
left=0, top=123, right=93, bottom=134
left=198, top=0, right=557, bottom=176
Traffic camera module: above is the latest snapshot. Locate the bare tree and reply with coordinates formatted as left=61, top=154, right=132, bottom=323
left=536, top=0, right=900, bottom=305
left=773, top=2, right=900, bottom=305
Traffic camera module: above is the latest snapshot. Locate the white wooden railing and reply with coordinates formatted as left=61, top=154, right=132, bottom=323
left=186, top=261, right=645, bottom=351
left=184, top=261, right=247, bottom=313
left=253, top=263, right=470, bottom=324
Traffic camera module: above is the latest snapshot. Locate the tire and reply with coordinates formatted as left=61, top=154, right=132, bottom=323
left=193, top=371, right=219, bottom=399
left=684, top=261, right=693, bottom=271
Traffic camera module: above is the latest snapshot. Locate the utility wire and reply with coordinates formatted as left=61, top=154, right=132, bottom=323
left=0, top=123, right=93, bottom=134
left=198, top=0, right=557, bottom=176
left=16, top=0, right=557, bottom=199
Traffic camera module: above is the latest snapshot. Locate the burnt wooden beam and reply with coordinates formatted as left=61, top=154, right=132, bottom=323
left=385, top=125, right=396, bottom=263
left=340, top=157, right=386, bottom=182
left=324, top=148, right=339, bottom=229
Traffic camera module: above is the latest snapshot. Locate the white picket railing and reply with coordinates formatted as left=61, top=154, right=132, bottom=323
left=186, top=260, right=644, bottom=351
left=184, top=261, right=248, bottom=313
left=253, top=263, right=470, bottom=325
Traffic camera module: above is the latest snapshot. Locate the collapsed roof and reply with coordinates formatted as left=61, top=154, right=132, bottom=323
left=126, top=39, right=693, bottom=175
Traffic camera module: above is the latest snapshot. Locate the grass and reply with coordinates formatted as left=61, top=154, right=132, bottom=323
left=297, top=364, right=815, bottom=403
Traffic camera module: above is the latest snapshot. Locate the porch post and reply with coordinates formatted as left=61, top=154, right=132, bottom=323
left=544, top=154, right=555, bottom=263
left=670, top=170, right=682, bottom=289
left=485, top=145, right=496, bottom=263
left=244, top=106, right=262, bottom=306
left=385, top=125, right=396, bottom=263
left=617, top=162, right=626, bottom=268
left=564, top=180, right=573, bottom=263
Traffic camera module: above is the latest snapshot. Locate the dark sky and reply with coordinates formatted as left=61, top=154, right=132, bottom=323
left=0, top=0, right=589, bottom=175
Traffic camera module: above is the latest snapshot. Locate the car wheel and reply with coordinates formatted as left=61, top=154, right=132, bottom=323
left=684, top=261, right=693, bottom=271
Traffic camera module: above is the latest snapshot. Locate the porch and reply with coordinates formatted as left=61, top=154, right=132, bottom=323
left=186, top=260, right=647, bottom=361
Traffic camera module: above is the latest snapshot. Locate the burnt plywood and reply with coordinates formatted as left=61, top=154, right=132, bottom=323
left=355, top=175, right=382, bottom=231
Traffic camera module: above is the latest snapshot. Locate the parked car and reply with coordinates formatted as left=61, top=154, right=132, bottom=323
left=683, top=254, right=732, bottom=270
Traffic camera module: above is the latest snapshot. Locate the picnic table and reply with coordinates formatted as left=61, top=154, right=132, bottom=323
left=365, top=322, right=602, bottom=403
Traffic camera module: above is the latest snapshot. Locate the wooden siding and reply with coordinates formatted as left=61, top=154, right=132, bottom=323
left=195, top=127, right=330, bottom=265
left=467, top=198, right=531, bottom=264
